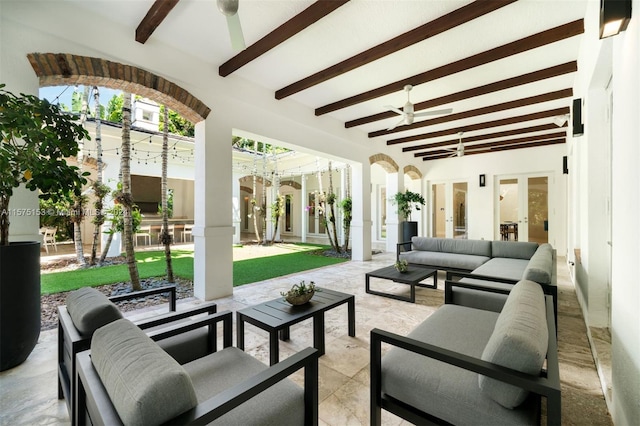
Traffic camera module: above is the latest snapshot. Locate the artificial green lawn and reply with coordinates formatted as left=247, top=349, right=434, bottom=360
left=41, top=244, right=347, bottom=294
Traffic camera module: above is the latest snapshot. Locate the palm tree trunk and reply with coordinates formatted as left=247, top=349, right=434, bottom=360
left=73, top=86, right=90, bottom=265
left=99, top=230, right=113, bottom=265
left=120, top=92, right=141, bottom=290
left=161, top=105, right=174, bottom=282
left=252, top=140, right=261, bottom=243
left=90, top=86, right=103, bottom=265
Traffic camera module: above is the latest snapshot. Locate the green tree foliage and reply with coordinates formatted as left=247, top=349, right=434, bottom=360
left=0, top=84, right=89, bottom=245
left=160, top=105, right=194, bottom=137
left=106, top=93, right=124, bottom=123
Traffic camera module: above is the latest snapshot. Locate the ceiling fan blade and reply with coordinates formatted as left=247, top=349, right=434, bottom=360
left=383, top=105, right=404, bottom=116
left=226, top=13, right=246, bottom=51
left=387, top=117, right=405, bottom=131
left=413, top=108, right=453, bottom=117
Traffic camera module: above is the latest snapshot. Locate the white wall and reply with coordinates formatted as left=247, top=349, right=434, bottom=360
left=421, top=144, right=567, bottom=251
left=571, top=0, right=640, bottom=424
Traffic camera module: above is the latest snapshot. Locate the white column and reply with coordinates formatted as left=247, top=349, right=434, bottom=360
left=232, top=173, right=241, bottom=244
left=385, top=171, right=402, bottom=253
left=350, top=162, right=372, bottom=261
left=193, top=117, right=233, bottom=300
left=301, top=175, right=308, bottom=243
left=102, top=158, right=122, bottom=257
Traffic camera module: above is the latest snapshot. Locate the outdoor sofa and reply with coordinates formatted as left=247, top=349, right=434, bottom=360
left=371, top=279, right=560, bottom=425
left=58, top=286, right=217, bottom=425
left=75, top=312, right=319, bottom=425
left=397, top=237, right=557, bottom=317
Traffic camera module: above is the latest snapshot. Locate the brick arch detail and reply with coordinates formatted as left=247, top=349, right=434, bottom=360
left=280, top=179, right=302, bottom=190
left=403, top=165, right=422, bottom=179
left=369, top=153, right=399, bottom=173
left=26, top=53, right=210, bottom=123
left=239, top=186, right=253, bottom=195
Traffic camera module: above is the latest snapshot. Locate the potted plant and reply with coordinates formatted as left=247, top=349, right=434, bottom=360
left=393, top=190, right=425, bottom=242
left=280, top=281, right=317, bottom=305
left=0, top=84, right=89, bottom=371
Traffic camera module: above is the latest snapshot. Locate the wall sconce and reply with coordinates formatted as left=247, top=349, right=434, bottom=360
left=479, top=174, right=486, bottom=187
left=600, top=0, right=632, bottom=39
left=572, top=98, right=584, bottom=137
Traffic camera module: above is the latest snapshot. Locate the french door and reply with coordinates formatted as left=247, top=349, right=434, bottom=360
left=431, top=181, right=468, bottom=238
left=496, top=174, right=550, bottom=243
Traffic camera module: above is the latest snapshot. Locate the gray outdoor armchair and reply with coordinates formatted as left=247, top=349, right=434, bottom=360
left=75, top=311, right=320, bottom=425
left=57, top=286, right=217, bottom=425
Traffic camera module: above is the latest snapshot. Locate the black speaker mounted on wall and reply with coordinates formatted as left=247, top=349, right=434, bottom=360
left=572, top=98, right=584, bottom=137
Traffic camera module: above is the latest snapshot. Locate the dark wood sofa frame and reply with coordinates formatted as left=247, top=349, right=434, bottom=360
left=370, top=284, right=561, bottom=426
left=58, top=285, right=217, bottom=425
left=75, top=311, right=320, bottom=425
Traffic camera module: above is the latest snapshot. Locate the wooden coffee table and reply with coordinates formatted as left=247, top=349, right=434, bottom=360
left=366, top=265, right=437, bottom=303
left=236, top=288, right=355, bottom=365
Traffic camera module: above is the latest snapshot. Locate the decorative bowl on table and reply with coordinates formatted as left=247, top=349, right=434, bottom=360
left=394, top=259, right=409, bottom=273
left=281, top=281, right=317, bottom=305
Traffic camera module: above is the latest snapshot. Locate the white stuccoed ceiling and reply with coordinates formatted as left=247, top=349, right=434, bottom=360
left=68, top=0, right=588, bottom=160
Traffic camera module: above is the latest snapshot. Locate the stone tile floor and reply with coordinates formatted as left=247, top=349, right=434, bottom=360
left=1, top=251, right=612, bottom=425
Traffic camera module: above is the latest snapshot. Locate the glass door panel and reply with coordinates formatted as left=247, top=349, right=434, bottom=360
left=497, top=175, right=549, bottom=243
left=432, top=181, right=467, bottom=238
left=527, top=176, right=548, bottom=244
left=498, top=178, right=518, bottom=240
left=453, top=182, right=468, bottom=238
left=432, top=183, right=446, bottom=237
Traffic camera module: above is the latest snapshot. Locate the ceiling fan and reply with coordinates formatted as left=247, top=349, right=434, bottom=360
left=445, top=132, right=466, bottom=157
left=217, top=0, right=246, bottom=51
left=384, top=85, right=452, bottom=131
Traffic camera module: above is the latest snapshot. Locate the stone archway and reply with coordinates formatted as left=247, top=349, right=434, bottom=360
left=404, top=165, right=422, bottom=180
left=369, top=153, right=399, bottom=173
left=27, top=53, right=210, bottom=123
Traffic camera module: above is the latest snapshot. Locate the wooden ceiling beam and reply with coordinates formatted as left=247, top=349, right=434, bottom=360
left=316, top=19, right=584, bottom=116
left=345, top=61, right=577, bottom=128
left=386, top=106, right=570, bottom=145
left=136, top=0, right=180, bottom=44
left=369, top=88, right=572, bottom=138
left=219, top=0, right=350, bottom=77
left=275, top=0, right=516, bottom=100
left=421, top=138, right=565, bottom=161
left=414, top=132, right=567, bottom=157
left=404, top=123, right=566, bottom=152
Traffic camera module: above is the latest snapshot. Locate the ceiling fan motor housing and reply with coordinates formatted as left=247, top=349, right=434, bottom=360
left=217, top=0, right=239, bottom=16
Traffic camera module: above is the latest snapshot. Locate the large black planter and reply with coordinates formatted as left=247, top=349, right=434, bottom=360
left=401, top=221, right=418, bottom=243
left=0, top=241, right=41, bottom=371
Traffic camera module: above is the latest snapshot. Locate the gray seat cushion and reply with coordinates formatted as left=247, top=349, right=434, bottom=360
left=381, top=305, right=538, bottom=425
left=66, top=287, right=123, bottom=336
left=411, top=237, right=492, bottom=257
left=183, top=347, right=305, bottom=426
left=472, top=257, right=530, bottom=281
left=400, top=251, right=490, bottom=271
left=91, top=319, right=198, bottom=426
left=452, top=279, right=513, bottom=312
left=491, top=240, right=539, bottom=260
left=479, top=280, right=548, bottom=408
left=523, top=243, right=554, bottom=284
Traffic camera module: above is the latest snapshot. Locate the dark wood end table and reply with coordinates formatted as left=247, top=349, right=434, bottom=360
left=365, top=265, right=437, bottom=303
left=236, top=287, right=355, bottom=365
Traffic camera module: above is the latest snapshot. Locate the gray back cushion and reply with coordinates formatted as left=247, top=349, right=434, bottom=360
left=523, top=243, right=554, bottom=284
left=66, top=287, right=123, bottom=336
left=411, top=237, right=492, bottom=257
left=91, top=319, right=198, bottom=426
left=491, top=240, right=539, bottom=260
left=479, top=280, right=548, bottom=408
